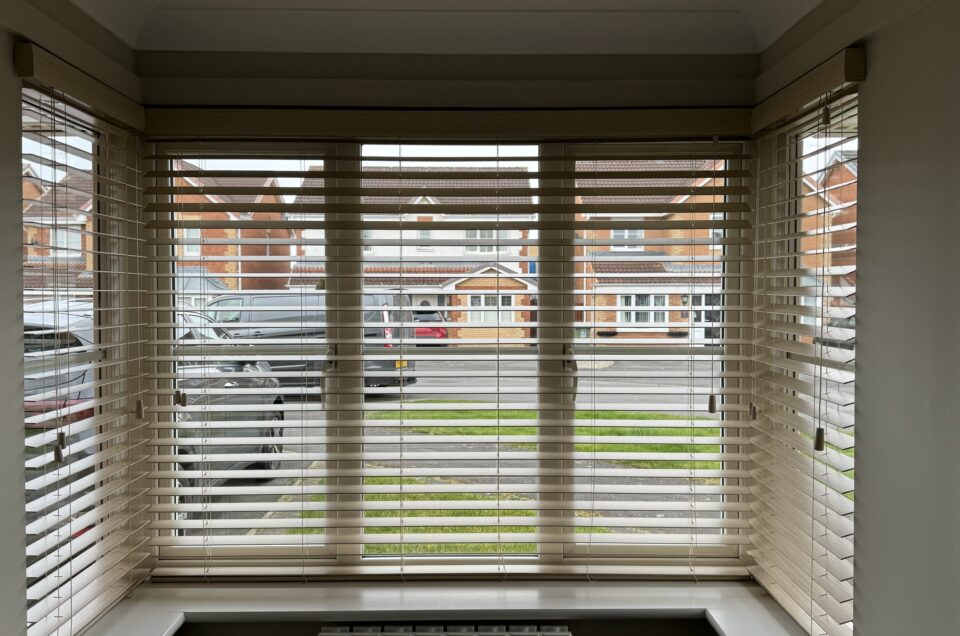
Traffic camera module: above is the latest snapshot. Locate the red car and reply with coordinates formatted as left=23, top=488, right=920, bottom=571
left=413, top=310, right=448, bottom=346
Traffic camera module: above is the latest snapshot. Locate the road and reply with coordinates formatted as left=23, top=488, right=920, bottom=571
left=178, top=359, right=727, bottom=539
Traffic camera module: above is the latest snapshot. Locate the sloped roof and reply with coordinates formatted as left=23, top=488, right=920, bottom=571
left=575, top=158, right=718, bottom=205
left=289, top=261, right=535, bottom=289
left=174, top=159, right=277, bottom=204
left=24, top=169, right=93, bottom=217
left=176, top=266, right=229, bottom=292
left=295, top=165, right=534, bottom=206
left=23, top=261, right=93, bottom=290
left=591, top=258, right=721, bottom=286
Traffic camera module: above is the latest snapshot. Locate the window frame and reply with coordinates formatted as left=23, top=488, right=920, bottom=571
left=469, top=293, right=514, bottom=323
left=145, top=139, right=747, bottom=573
left=51, top=224, right=84, bottom=259
left=609, top=228, right=644, bottom=251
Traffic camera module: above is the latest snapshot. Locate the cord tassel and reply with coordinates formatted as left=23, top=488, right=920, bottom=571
left=814, top=427, right=826, bottom=452
left=135, top=399, right=145, bottom=419
left=708, top=393, right=717, bottom=414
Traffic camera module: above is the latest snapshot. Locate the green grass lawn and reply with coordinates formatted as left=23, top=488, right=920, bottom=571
left=368, top=405, right=722, bottom=470
left=360, top=476, right=537, bottom=554
left=296, top=476, right=612, bottom=555
left=291, top=405, right=731, bottom=551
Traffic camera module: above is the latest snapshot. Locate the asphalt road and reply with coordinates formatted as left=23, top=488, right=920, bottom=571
left=178, top=359, right=726, bottom=538
left=367, top=358, right=716, bottom=405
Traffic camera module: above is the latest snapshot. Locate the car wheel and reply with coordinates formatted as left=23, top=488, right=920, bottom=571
left=258, top=414, right=283, bottom=473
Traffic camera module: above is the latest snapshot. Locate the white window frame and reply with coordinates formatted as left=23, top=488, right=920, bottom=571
left=142, top=139, right=750, bottom=578
left=464, top=228, right=509, bottom=254
left=709, top=212, right=724, bottom=250
left=469, top=293, right=514, bottom=323
left=618, top=293, right=665, bottom=324
left=610, top=228, right=644, bottom=251
left=51, top=224, right=83, bottom=258
left=303, top=228, right=326, bottom=257
left=182, top=226, right=201, bottom=257
left=417, top=228, right=433, bottom=251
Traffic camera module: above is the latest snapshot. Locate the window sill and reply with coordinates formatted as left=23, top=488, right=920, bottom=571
left=84, top=580, right=805, bottom=636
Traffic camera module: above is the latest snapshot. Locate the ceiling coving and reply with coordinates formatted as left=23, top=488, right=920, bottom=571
left=68, top=0, right=824, bottom=55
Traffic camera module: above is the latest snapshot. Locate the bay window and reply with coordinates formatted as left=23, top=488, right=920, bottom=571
left=16, top=74, right=857, bottom=636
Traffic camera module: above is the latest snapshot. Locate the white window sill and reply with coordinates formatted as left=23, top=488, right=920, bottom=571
left=84, top=581, right=805, bottom=636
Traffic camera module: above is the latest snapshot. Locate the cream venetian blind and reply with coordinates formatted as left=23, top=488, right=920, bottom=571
left=142, top=140, right=752, bottom=577
left=21, top=88, right=149, bottom=636
left=749, top=91, right=857, bottom=635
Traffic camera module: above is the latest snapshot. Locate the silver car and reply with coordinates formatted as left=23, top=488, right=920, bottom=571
left=23, top=302, right=284, bottom=495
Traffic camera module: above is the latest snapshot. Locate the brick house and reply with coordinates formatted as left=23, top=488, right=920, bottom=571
left=22, top=159, right=299, bottom=304
left=286, top=165, right=538, bottom=338
left=294, top=262, right=536, bottom=340
left=22, top=164, right=95, bottom=302
left=575, top=159, right=728, bottom=341
left=171, top=160, right=290, bottom=300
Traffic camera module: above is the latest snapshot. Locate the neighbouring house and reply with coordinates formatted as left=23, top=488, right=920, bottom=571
left=575, top=159, right=729, bottom=341
left=22, top=164, right=94, bottom=303
left=286, top=165, right=539, bottom=338
left=22, top=159, right=295, bottom=303
left=169, top=159, right=291, bottom=293
left=23, top=154, right=854, bottom=339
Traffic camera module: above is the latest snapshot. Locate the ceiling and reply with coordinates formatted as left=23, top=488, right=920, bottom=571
left=67, top=0, right=825, bottom=55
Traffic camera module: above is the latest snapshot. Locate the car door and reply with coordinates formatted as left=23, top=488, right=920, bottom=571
left=247, top=294, right=326, bottom=390
left=177, top=320, right=266, bottom=473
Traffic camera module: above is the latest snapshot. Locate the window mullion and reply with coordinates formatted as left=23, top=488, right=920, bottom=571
left=327, top=143, right=364, bottom=565
left=537, top=144, right=576, bottom=563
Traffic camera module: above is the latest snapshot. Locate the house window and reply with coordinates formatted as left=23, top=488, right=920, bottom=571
left=619, top=294, right=665, bottom=323
left=22, top=88, right=145, bottom=636
left=304, top=228, right=325, bottom=257
left=362, top=228, right=374, bottom=253
left=52, top=226, right=82, bottom=258
left=417, top=228, right=433, bottom=251
left=693, top=309, right=721, bottom=323
left=465, top=228, right=508, bottom=253
left=689, top=294, right=721, bottom=308
left=610, top=228, right=644, bottom=250
left=182, top=227, right=201, bottom=257
left=709, top=212, right=724, bottom=250
left=470, top=294, right=513, bottom=323
left=143, top=140, right=762, bottom=599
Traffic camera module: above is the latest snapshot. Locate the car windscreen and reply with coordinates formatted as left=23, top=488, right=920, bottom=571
left=24, top=328, right=83, bottom=353
left=248, top=295, right=326, bottom=324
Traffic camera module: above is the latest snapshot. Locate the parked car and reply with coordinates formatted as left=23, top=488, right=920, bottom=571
left=205, top=292, right=417, bottom=390
left=174, top=311, right=285, bottom=483
left=23, top=301, right=95, bottom=440
left=413, top=309, right=448, bottom=345
left=23, top=302, right=284, bottom=494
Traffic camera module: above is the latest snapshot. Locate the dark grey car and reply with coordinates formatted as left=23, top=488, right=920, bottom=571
left=205, top=292, right=417, bottom=391
left=172, top=311, right=285, bottom=490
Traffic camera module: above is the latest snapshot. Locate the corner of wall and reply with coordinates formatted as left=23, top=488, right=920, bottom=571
left=0, top=23, right=28, bottom=636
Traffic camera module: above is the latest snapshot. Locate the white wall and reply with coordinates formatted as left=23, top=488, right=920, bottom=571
left=856, top=0, right=960, bottom=633
left=0, top=25, right=28, bottom=636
